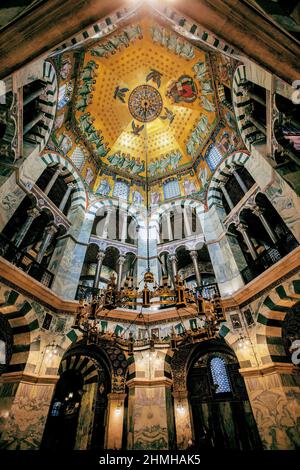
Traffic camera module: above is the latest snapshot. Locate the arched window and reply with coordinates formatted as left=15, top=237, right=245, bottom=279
left=51, top=401, right=62, bottom=417
left=0, top=339, right=6, bottom=365
left=210, top=357, right=231, bottom=393
left=113, top=181, right=130, bottom=200
left=163, top=179, right=180, bottom=199
left=206, top=145, right=223, bottom=171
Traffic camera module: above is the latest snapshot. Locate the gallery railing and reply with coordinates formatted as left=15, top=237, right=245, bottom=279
left=0, top=233, right=54, bottom=288
left=241, top=233, right=299, bottom=284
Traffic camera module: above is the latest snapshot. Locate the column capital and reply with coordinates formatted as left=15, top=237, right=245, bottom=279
left=45, top=224, right=58, bottom=236
left=118, top=254, right=126, bottom=265
left=236, top=222, right=248, bottom=233
left=97, top=250, right=106, bottom=262
left=189, top=250, right=198, bottom=259
left=169, top=254, right=177, bottom=262
left=251, top=204, right=264, bottom=217
left=27, top=207, right=40, bottom=219
left=107, top=392, right=127, bottom=402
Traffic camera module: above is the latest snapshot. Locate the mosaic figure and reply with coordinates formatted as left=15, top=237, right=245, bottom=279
left=150, top=24, right=195, bottom=60
left=167, top=76, right=197, bottom=103
left=96, top=178, right=111, bottom=196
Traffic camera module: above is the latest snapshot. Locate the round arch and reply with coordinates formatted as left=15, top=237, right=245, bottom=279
left=40, top=151, right=87, bottom=211
left=206, top=150, right=250, bottom=209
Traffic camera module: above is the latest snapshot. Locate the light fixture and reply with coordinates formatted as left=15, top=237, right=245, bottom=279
left=237, top=333, right=251, bottom=349
left=115, top=402, right=122, bottom=416
left=176, top=401, right=185, bottom=414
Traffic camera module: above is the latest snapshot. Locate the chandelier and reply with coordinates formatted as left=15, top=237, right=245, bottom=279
left=72, top=273, right=225, bottom=348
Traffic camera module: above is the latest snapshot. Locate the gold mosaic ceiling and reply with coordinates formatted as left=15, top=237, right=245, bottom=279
left=73, top=17, right=219, bottom=180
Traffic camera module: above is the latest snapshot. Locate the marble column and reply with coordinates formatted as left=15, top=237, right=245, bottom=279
left=240, top=364, right=300, bottom=450
left=58, top=183, right=74, bottom=213
left=252, top=205, right=277, bottom=245
left=0, top=375, right=57, bottom=450
left=93, top=250, right=106, bottom=289
left=232, top=169, right=248, bottom=194
left=13, top=207, right=40, bottom=248
left=23, top=85, right=46, bottom=106
left=251, top=116, right=266, bottom=135
left=220, top=185, right=234, bottom=211
left=105, top=393, right=126, bottom=450
left=23, top=112, right=45, bottom=135
left=236, top=222, right=258, bottom=260
left=44, top=167, right=61, bottom=196
left=36, top=224, right=58, bottom=264
left=247, top=90, right=266, bottom=107
left=189, top=250, right=201, bottom=287
left=169, top=254, right=177, bottom=285
left=117, top=254, right=126, bottom=291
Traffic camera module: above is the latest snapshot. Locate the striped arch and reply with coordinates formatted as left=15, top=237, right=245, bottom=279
left=27, top=61, right=58, bottom=153
left=0, top=288, right=39, bottom=374
left=232, top=65, right=265, bottom=151
left=59, top=354, right=99, bottom=385
left=41, top=151, right=87, bottom=210
left=206, top=151, right=250, bottom=209
left=255, top=278, right=300, bottom=365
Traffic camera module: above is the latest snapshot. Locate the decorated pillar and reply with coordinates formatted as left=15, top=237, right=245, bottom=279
left=105, top=393, right=127, bottom=450
left=127, top=349, right=175, bottom=450
left=0, top=373, right=58, bottom=449
left=240, top=364, right=300, bottom=450
left=173, top=391, right=194, bottom=449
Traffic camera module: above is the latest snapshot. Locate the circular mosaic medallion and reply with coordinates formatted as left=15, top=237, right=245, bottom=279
left=128, top=85, right=163, bottom=123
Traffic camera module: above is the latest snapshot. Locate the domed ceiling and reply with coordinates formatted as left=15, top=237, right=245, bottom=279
left=49, top=7, right=242, bottom=204
left=73, top=18, right=217, bottom=180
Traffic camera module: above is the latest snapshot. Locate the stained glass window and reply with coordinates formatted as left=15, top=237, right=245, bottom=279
left=163, top=179, right=180, bottom=199
left=51, top=401, right=62, bottom=417
left=210, top=357, right=231, bottom=393
left=206, top=145, right=223, bottom=171
left=113, top=181, right=130, bottom=200
left=0, top=340, right=5, bottom=365
left=57, top=84, right=68, bottom=110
